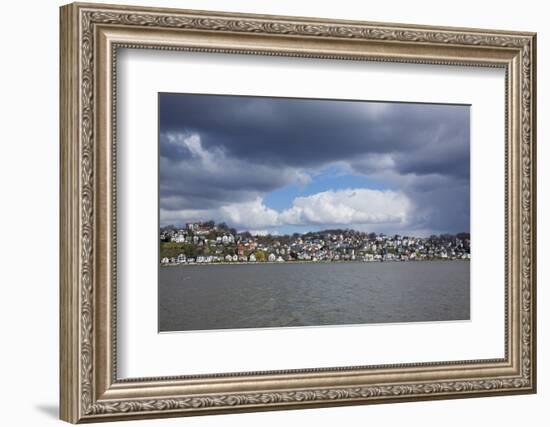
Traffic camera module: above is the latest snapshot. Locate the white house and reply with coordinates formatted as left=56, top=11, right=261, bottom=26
left=225, top=254, right=233, bottom=262
left=363, top=253, right=374, bottom=262
left=249, top=253, right=256, bottom=262
left=161, top=257, right=170, bottom=265
left=177, top=253, right=186, bottom=263
left=232, top=254, right=238, bottom=262
left=276, top=256, right=285, bottom=262
left=268, top=253, right=276, bottom=262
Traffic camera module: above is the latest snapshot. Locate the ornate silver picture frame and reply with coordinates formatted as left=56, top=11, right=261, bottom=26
left=60, top=2, right=536, bottom=423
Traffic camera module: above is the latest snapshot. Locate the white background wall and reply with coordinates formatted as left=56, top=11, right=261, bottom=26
left=0, top=0, right=545, bottom=426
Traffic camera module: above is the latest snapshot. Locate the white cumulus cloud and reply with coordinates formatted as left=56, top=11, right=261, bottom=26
left=161, top=188, right=411, bottom=231
left=280, top=188, right=410, bottom=226
left=219, top=197, right=280, bottom=229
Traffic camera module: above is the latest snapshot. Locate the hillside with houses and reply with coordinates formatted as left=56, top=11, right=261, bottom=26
left=159, top=221, right=470, bottom=266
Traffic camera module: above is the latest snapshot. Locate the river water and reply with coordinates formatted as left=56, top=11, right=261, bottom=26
left=159, top=261, right=470, bottom=332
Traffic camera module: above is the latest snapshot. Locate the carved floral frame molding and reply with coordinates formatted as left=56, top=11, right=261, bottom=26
left=60, top=2, right=536, bottom=423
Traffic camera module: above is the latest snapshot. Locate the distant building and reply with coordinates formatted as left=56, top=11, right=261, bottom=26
left=268, top=253, right=276, bottom=262
left=249, top=253, right=256, bottom=262
left=172, top=232, right=186, bottom=243
left=237, top=244, right=245, bottom=257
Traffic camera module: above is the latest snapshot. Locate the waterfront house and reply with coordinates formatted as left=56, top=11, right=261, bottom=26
left=172, top=233, right=186, bottom=243
left=237, top=244, right=245, bottom=257
left=268, top=253, right=276, bottom=262
left=161, top=257, right=170, bottom=265
left=177, top=253, right=186, bottom=263
left=249, top=254, right=256, bottom=262
left=225, top=254, right=232, bottom=262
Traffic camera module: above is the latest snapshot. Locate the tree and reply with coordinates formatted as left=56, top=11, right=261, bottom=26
left=184, top=244, right=198, bottom=258
left=254, top=250, right=266, bottom=262
left=223, top=247, right=235, bottom=256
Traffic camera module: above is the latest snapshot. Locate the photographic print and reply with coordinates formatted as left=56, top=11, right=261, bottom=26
left=158, top=93, right=471, bottom=332
left=60, top=5, right=536, bottom=420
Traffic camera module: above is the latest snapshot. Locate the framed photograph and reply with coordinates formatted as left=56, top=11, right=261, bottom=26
left=60, top=2, right=537, bottom=423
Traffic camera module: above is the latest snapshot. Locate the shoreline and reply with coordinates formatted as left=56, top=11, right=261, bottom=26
left=160, top=259, right=470, bottom=267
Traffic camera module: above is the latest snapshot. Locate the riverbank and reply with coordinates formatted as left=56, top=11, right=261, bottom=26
left=160, top=258, right=470, bottom=267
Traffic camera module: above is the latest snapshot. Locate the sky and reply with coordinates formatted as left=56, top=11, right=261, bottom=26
left=159, top=93, right=470, bottom=237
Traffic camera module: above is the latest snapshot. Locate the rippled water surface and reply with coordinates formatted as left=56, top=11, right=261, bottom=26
left=159, top=261, right=470, bottom=332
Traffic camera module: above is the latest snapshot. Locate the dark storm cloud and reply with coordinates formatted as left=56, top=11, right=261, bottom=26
left=160, top=94, right=468, bottom=172
left=159, top=93, right=470, bottom=234
left=159, top=131, right=311, bottom=211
